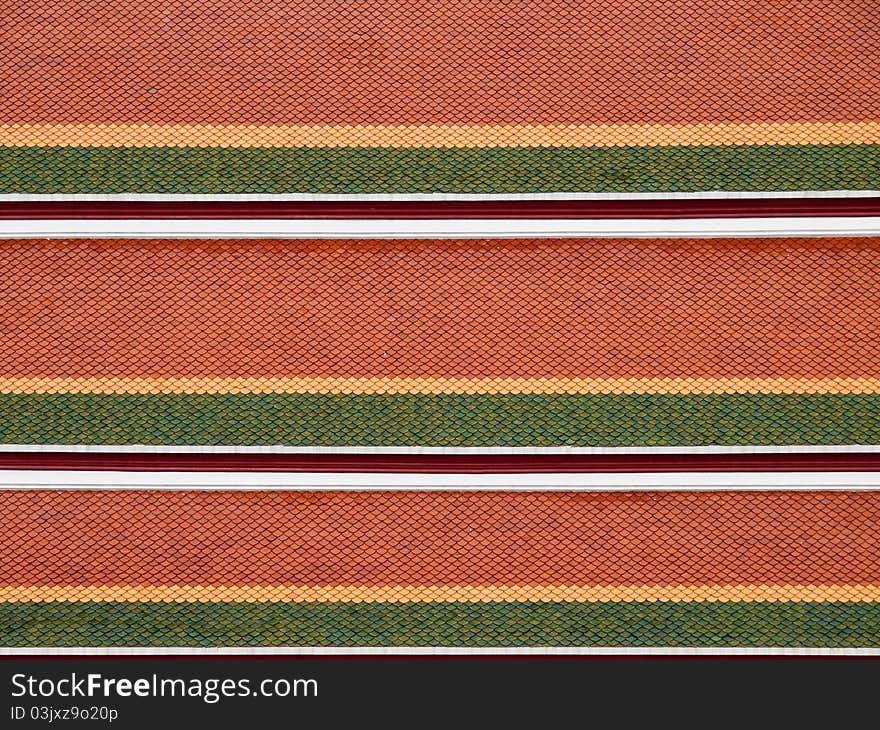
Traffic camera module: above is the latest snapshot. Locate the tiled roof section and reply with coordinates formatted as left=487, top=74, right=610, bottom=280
left=3, top=0, right=878, bottom=193
left=2, top=489, right=879, bottom=647
left=2, top=236, right=880, bottom=446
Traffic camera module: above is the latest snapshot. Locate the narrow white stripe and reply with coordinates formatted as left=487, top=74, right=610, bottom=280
left=1, top=190, right=878, bottom=201
left=1, top=470, right=879, bottom=490
left=0, top=444, right=877, bottom=455
left=2, top=216, right=880, bottom=238
left=0, top=647, right=876, bottom=655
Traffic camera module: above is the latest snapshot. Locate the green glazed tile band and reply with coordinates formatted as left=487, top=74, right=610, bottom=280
left=0, top=393, right=878, bottom=446
left=1, top=144, right=877, bottom=194
left=1, top=602, right=877, bottom=647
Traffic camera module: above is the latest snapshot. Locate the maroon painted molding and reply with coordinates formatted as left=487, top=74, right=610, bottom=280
left=0, top=451, right=878, bottom=473
left=2, top=197, right=879, bottom=220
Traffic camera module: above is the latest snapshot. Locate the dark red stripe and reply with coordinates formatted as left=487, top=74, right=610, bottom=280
left=0, top=451, right=878, bottom=473
left=2, top=198, right=879, bottom=220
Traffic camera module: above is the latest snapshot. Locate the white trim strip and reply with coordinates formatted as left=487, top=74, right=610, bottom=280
left=2, top=191, right=879, bottom=202
left=2, top=216, right=880, bottom=239
left=0, top=444, right=878, bottom=455
left=0, top=647, right=876, bottom=656
left=2, top=470, right=880, bottom=490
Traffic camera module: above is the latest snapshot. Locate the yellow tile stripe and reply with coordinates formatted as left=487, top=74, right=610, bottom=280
left=2, top=376, right=880, bottom=396
left=2, top=122, right=879, bottom=149
left=2, top=585, right=878, bottom=603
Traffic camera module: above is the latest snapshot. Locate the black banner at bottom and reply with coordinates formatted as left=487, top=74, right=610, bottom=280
left=1, top=657, right=876, bottom=728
